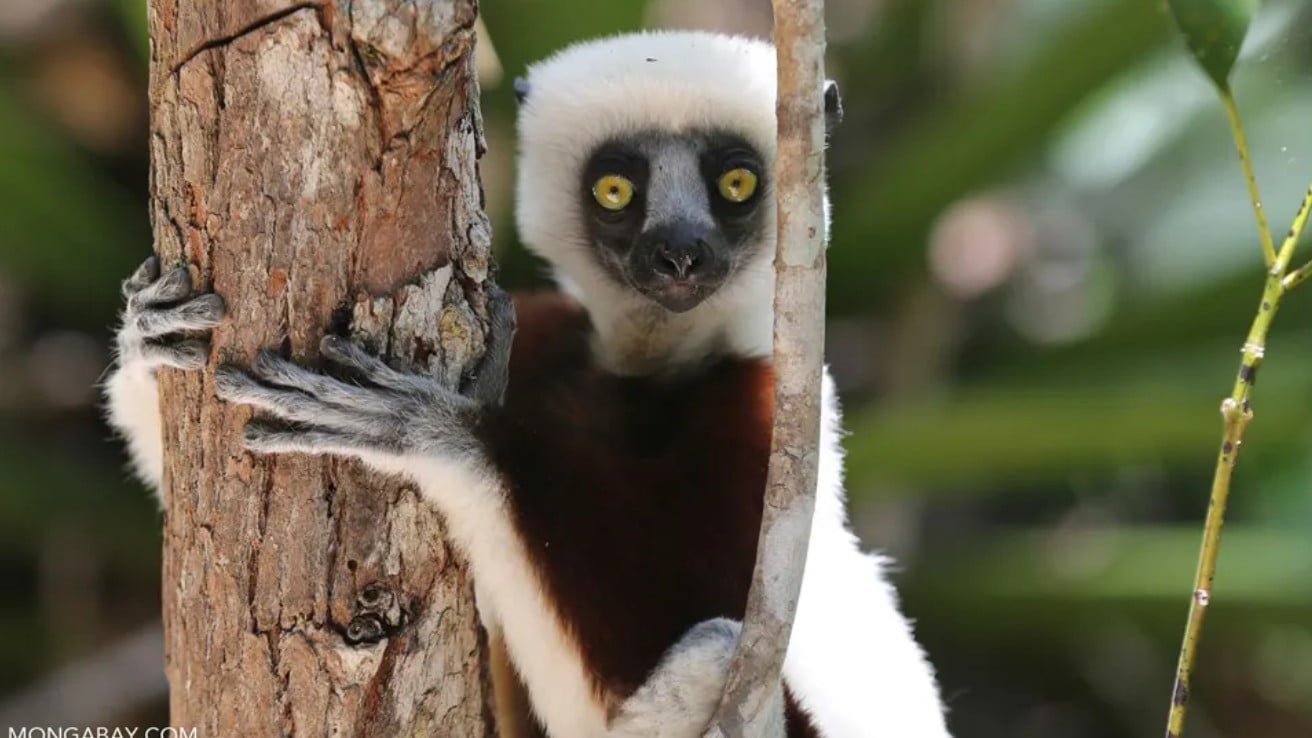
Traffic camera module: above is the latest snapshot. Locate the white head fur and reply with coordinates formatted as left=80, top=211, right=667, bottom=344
left=514, top=31, right=784, bottom=375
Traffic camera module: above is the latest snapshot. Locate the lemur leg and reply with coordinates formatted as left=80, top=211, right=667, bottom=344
left=104, top=256, right=225, bottom=494
left=605, top=619, right=785, bottom=738
left=214, top=288, right=515, bottom=483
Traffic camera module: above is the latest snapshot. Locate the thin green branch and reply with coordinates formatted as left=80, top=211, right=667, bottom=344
left=1165, top=113, right=1310, bottom=738
left=1165, top=309, right=1264, bottom=735
left=1166, top=270, right=1277, bottom=738
left=1278, top=184, right=1312, bottom=289
left=1219, top=90, right=1277, bottom=268
left=1283, top=261, right=1312, bottom=290
left=1165, top=396, right=1250, bottom=737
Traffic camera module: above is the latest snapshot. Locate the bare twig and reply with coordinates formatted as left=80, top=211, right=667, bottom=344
left=702, top=1, right=829, bottom=736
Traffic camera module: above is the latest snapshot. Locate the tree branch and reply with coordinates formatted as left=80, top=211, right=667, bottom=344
left=703, top=1, right=829, bottom=735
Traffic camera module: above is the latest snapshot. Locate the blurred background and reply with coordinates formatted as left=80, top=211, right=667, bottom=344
left=1, top=0, right=1310, bottom=735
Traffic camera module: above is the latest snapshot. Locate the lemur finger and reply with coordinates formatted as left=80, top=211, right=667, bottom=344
left=461, top=286, right=516, bottom=406
left=241, top=420, right=394, bottom=457
left=140, top=339, right=210, bottom=370
left=249, top=349, right=400, bottom=411
left=122, top=256, right=161, bottom=297
left=319, top=335, right=431, bottom=394
left=129, top=266, right=192, bottom=310
left=214, top=366, right=396, bottom=437
left=134, top=294, right=226, bottom=338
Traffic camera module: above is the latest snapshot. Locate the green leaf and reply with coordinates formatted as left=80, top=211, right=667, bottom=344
left=1167, top=0, right=1259, bottom=89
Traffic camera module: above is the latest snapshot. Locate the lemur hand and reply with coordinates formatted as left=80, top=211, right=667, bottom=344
left=214, top=287, right=515, bottom=465
left=116, top=256, right=225, bottom=372
left=105, top=256, right=225, bottom=495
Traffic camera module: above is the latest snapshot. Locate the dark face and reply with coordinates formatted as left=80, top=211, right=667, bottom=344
left=579, top=131, right=770, bottom=313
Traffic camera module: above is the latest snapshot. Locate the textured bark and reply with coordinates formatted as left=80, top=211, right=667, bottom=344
left=705, top=1, right=829, bottom=735
left=149, top=1, right=494, bottom=735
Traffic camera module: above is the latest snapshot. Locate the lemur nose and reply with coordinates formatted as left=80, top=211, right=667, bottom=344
left=654, top=243, right=705, bottom=280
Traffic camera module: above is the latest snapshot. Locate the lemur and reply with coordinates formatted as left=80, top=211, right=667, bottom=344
left=105, top=31, right=950, bottom=738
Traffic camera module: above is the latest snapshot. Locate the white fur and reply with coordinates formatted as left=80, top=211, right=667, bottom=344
left=104, top=364, right=165, bottom=492
left=783, top=375, right=951, bottom=737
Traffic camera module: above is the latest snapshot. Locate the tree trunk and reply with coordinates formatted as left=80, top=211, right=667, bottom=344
left=148, top=1, right=494, bottom=735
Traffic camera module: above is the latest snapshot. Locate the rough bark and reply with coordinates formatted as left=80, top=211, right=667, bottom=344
left=705, top=1, right=829, bottom=735
left=148, top=1, right=494, bottom=735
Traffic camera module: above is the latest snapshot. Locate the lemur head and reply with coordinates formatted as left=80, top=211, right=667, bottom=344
left=514, top=31, right=840, bottom=370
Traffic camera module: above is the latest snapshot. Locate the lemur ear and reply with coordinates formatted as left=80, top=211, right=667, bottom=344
left=513, top=77, right=531, bottom=104
left=824, top=80, right=843, bottom=133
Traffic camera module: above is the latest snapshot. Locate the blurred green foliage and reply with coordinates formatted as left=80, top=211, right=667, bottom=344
left=830, top=0, right=1172, bottom=306
left=0, top=83, right=146, bottom=319
left=0, top=1, right=1310, bottom=736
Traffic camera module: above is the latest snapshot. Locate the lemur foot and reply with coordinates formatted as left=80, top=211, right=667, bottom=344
left=606, top=618, right=784, bottom=738
left=215, top=290, right=514, bottom=462
left=116, top=256, right=225, bottom=371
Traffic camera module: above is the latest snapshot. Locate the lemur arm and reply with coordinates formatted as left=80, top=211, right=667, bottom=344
left=215, top=309, right=781, bottom=738
left=103, top=257, right=225, bottom=495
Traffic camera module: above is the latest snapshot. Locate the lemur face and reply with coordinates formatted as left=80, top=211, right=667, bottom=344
left=512, top=32, right=798, bottom=321
left=579, top=132, right=769, bottom=313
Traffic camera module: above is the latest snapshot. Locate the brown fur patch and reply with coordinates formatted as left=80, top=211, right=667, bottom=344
left=478, top=292, right=820, bottom=736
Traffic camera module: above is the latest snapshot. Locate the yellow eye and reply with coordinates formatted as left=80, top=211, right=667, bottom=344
left=592, top=175, right=635, bottom=211
left=717, top=168, right=758, bottom=203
